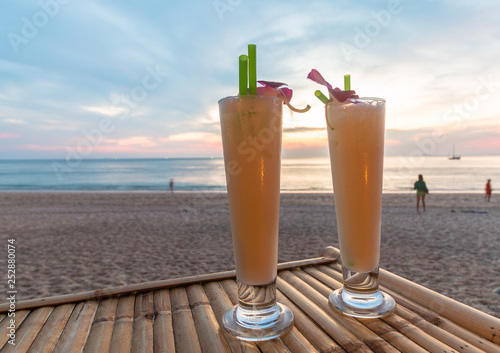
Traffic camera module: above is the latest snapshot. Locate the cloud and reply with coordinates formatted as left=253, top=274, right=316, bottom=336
left=283, top=127, right=325, bottom=133
left=108, top=136, right=158, bottom=148
left=19, top=144, right=64, bottom=151
left=463, top=137, right=500, bottom=149
left=80, top=105, right=128, bottom=117
left=165, top=132, right=221, bottom=143
left=3, top=119, right=25, bottom=124
left=0, top=133, right=20, bottom=139
left=385, top=139, right=402, bottom=146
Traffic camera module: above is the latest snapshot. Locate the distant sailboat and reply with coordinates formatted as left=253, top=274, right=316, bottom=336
left=448, top=144, right=461, bottom=160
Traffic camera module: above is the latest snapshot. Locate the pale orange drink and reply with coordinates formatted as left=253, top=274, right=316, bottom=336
left=219, top=95, right=282, bottom=285
left=326, top=98, right=385, bottom=272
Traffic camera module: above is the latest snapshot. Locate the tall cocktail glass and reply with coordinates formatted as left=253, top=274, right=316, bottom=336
left=326, top=97, right=396, bottom=318
left=219, top=94, right=293, bottom=341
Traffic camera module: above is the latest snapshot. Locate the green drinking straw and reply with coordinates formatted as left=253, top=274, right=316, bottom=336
left=248, top=44, right=257, bottom=95
left=239, top=54, right=248, bottom=96
left=344, top=74, right=351, bottom=91
left=315, top=90, right=329, bottom=104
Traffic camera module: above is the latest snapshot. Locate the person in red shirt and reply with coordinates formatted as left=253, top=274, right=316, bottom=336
left=485, top=179, right=492, bottom=202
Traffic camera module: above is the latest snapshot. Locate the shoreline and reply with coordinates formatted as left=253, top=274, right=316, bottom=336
left=0, top=192, right=498, bottom=317
left=0, top=189, right=489, bottom=194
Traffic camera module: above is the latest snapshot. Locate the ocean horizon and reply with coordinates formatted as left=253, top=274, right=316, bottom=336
left=0, top=156, right=498, bottom=193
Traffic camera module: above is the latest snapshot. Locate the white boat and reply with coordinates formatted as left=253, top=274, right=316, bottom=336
left=448, top=144, right=461, bottom=160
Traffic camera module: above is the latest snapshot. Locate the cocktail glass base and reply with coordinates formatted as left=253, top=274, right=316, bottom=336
left=329, top=288, right=396, bottom=318
left=329, top=265, right=396, bottom=318
left=222, top=282, right=293, bottom=341
left=223, top=302, right=293, bottom=341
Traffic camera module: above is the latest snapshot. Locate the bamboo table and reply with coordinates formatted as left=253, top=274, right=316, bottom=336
left=1, top=247, right=499, bottom=353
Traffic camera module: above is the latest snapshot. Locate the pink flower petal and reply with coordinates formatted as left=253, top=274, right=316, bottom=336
left=256, top=85, right=279, bottom=96
left=278, top=87, right=293, bottom=102
left=306, top=69, right=332, bottom=90
left=258, top=80, right=287, bottom=88
left=330, top=87, right=357, bottom=103
left=256, top=81, right=292, bottom=103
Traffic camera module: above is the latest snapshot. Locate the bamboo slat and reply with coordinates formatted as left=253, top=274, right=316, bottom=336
left=82, top=297, right=119, bottom=353
left=279, top=326, right=320, bottom=353
left=153, top=289, right=176, bottom=353
left=108, top=294, right=136, bottom=353
left=52, top=300, right=98, bottom=353
left=254, top=339, right=291, bottom=353
left=0, top=256, right=336, bottom=313
left=26, top=304, right=75, bottom=353
left=187, top=284, right=231, bottom=353
left=131, top=292, right=155, bottom=353
left=220, top=279, right=239, bottom=305
left=379, top=268, right=500, bottom=344
left=1, top=306, right=52, bottom=353
left=0, top=309, right=30, bottom=350
left=170, top=286, right=203, bottom=353
left=203, top=281, right=260, bottom=353
left=276, top=291, right=344, bottom=352
left=318, top=245, right=341, bottom=260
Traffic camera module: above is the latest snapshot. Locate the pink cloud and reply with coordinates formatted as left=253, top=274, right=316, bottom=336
left=385, top=139, right=402, bottom=146
left=107, top=136, right=158, bottom=148
left=463, top=137, right=500, bottom=149
left=0, top=133, right=19, bottom=139
left=165, top=132, right=221, bottom=143
left=283, top=130, right=327, bottom=150
left=21, top=144, right=63, bottom=151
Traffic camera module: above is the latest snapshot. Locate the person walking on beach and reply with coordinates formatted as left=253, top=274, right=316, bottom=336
left=485, top=179, right=492, bottom=202
left=414, top=174, right=429, bottom=212
left=169, top=178, right=174, bottom=193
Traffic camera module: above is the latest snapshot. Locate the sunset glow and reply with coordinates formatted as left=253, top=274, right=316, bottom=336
left=1, top=1, right=499, bottom=159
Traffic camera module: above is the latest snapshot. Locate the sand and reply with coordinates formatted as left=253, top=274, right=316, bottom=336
left=0, top=191, right=498, bottom=318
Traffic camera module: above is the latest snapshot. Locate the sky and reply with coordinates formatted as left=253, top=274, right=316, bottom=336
left=1, top=0, right=499, bottom=159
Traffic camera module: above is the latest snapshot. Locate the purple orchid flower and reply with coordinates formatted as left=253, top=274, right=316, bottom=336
left=256, top=81, right=310, bottom=113
left=307, top=69, right=357, bottom=103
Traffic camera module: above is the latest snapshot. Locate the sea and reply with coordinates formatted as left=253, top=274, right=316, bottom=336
left=0, top=156, right=498, bottom=193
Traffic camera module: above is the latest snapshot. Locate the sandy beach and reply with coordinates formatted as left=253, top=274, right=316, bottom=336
left=0, top=191, right=498, bottom=318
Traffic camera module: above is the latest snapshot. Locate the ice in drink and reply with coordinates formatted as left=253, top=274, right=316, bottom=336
left=326, top=98, right=385, bottom=273
left=219, top=95, right=282, bottom=285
